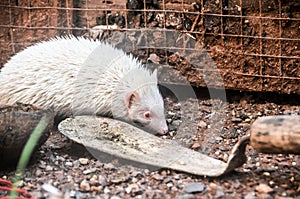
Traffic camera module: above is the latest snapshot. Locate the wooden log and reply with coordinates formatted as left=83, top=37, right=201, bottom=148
left=250, top=115, right=300, bottom=154
left=0, top=104, right=54, bottom=167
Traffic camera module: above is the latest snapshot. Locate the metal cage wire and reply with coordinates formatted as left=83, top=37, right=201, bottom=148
left=0, top=0, right=299, bottom=94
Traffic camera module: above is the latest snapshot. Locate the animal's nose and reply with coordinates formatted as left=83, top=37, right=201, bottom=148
left=161, top=127, right=168, bottom=134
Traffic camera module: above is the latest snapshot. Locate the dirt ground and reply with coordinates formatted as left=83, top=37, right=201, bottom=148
left=0, top=90, right=299, bottom=199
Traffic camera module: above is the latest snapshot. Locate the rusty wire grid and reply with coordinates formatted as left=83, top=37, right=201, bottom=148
left=0, top=0, right=299, bottom=94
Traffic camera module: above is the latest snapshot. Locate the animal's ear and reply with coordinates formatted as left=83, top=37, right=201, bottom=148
left=125, top=91, right=140, bottom=109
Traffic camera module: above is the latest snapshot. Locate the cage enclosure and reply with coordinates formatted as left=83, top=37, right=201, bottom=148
left=0, top=0, right=299, bottom=94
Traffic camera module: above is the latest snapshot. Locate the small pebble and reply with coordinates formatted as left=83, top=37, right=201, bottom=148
left=131, top=177, right=138, bottom=183
left=73, top=160, right=80, bottom=168
left=281, top=192, right=287, bottom=197
left=244, top=118, right=251, bottom=123
left=92, top=174, right=98, bottom=180
left=232, top=118, right=242, bottom=122
left=15, top=180, right=25, bottom=187
left=83, top=168, right=96, bottom=175
left=69, top=190, right=76, bottom=198
left=269, top=181, right=275, bottom=186
left=223, top=153, right=229, bottom=161
left=66, top=175, right=73, bottom=182
left=231, top=110, right=236, bottom=116
left=53, top=181, right=60, bottom=187
left=98, top=175, right=107, bottom=185
left=125, top=186, right=132, bottom=194
left=144, top=169, right=150, bottom=175
left=89, top=176, right=98, bottom=185
left=152, top=173, right=164, bottom=181
left=111, top=196, right=122, bottom=199
left=175, top=194, right=195, bottom=199
left=27, top=183, right=35, bottom=189
left=91, top=185, right=102, bottom=192
left=183, top=182, right=205, bottom=193
left=191, top=142, right=201, bottom=149
left=255, top=183, right=273, bottom=194
left=35, top=169, right=43, bottom=177
left=56, top=156, right=65, bottom=162
left=209, top=183, right=224, bottom=198
left=174, top=103, right=181, bottom=110
left=218, top=146, right=227, bottom=151
left=80, top=179, right=91, bottom=191
left=198, top=121, right=207, bottom=128
left=65, top=162, right=73, bottom=167
left=172, top=120, right=181, bottom=126
left=173, top=174, right=180, bottom=180
left=147, top=53, right=160, bottom=64
left=79, top=158, right=89, bottom=165
left=168, top=111, right=176, bottom=116
left=45, top=165, right=53, bottom=171
left=161, top=170, right=168, bottom=176
left=244, top=191, right=256, bottom=199
left=104, top=186, right=110, bottom=194
left=169, top=131, right=175, bottom=136
left=40, top=160, right=47, bottom=165
left=168, top=125, right=177, bottom=131
left=15, top=180, right=24, bottom=187
left=103, top=163, right=116, bottom=170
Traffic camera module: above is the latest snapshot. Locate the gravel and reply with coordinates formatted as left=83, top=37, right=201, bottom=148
left=0, top=92, right=299, bottom=198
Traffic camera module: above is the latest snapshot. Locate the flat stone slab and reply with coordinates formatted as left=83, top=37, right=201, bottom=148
left=58, top=116, right=249, bottom=177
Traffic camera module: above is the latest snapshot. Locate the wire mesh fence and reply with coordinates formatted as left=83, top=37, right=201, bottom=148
left=0, top=0, right=299, bottom=94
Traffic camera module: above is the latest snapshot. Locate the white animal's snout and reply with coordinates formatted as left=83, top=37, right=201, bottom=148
left=161, top=127, right=169, bottom=135
left=148, top=103, right=168, bottom=135
left=159, top=120, right=169, bottom=135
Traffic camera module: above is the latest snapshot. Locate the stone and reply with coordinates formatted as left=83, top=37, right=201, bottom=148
left=183, top=183, right=205, bottom=193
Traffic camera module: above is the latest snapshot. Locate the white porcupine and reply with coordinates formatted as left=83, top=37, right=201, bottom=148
left=0, top=36, right=168, bottom=134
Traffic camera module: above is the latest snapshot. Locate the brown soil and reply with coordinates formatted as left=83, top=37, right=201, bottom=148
left=0, top=91, right=299, bottom=198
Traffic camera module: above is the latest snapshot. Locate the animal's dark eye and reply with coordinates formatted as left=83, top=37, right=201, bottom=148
left=144, top=111, right=151, bottom=119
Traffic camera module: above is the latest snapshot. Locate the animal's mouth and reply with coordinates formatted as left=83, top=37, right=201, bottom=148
left=132, top=120, right=144, bottom=126
left=131, top=120, right=162, bottom=135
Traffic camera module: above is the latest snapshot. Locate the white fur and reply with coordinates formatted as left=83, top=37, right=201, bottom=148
left=0, top=36, right=168, bottom=133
